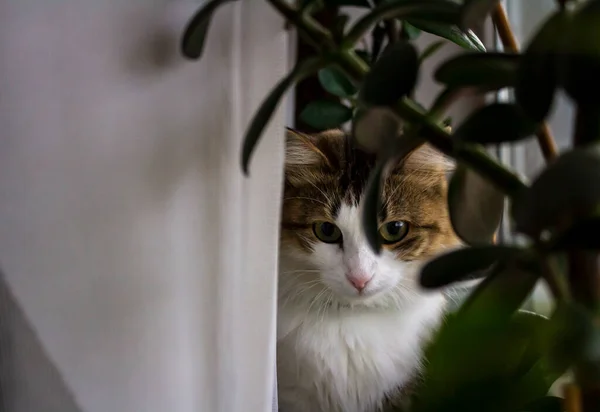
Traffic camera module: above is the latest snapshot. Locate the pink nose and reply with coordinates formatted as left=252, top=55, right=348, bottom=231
left=346, top=273, right=373, bottom=292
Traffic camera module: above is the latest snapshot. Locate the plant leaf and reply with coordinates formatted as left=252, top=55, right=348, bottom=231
left=549, top=215, right=600, bottom=251
left=352, top=106, right=401, bottom=153
left=325, top=0, right=371, bottom=6
left=459, top=260, right=541, bottom=326
left=522, top=396, right=564, bottom=412
left=241, top=58, right=324, bottom=175
left=453, top=103, right=538, bottom=145
left=362, top=134, right=424, bottom=253
left=401, top=20, right=422, bottom=40
left=420, top=245, right=523, bottom=289
left=516, top=11, right=568, bottom=122
left=413, top=309, right=552, bottom=412
left=419, top=40, right=446, bottom=63
left=181, top=0, right=239, bottom=60
left=448, top=165, right=505, bottom=245
left=407, top=20, right=486, bottom=52
left=300, top=100, right=353, bottom=130
left=560, top=0, right=600, bottom=106
left=461, top=0, right=501, bottom=30
left=359, top=41, right=419, bottom=106
left=344, top=0, right=461, bottom=46
left=512, top=143, right=600, bottom=237
left=435, top=52, right=520, bottom=91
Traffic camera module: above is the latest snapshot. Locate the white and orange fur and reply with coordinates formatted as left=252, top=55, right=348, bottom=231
left=276, top=129, right=460, bottom=412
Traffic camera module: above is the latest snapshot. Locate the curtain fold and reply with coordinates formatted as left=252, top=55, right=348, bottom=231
left=0, top=1, right=287, bottom=411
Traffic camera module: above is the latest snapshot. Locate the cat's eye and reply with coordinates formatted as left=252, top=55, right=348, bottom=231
left=379, top=221, right=409, bottom=244
left=313, top=221, right=342, bottom=244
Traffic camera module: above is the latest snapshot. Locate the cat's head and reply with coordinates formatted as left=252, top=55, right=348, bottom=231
left=279, top=128, right=460, bottom=309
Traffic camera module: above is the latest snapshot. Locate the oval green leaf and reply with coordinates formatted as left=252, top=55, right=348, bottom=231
left=560, top=1, right=600, bottom=106
left=318, top=67, right=357, bottom=98
left=300, top=100, right=353, bottom=130
left=550, top=215, right=600, bottom=251
left=448, top=165, right=505, bottom=245
left=461, top=0, right=501, bottom=30
left=344, top=0, right=461, bottom=46
left=181, top=0, right=239, bottom=60
left=408, top=20, right=486, bottom=52
left=435, top=52, right=520, bottom=91
left=420, top=245, right=523, bottom=289
left=241, top=58, right=324, bottom=175
left=362, top=135, right=424, bottom=254
left=453, top=103, right=538, bottom=145
left=512, top=144, right=600, bottom=237
left=516, top=11, right=568, bottom=122
left=352, top=106, right=401, bottom=153
left=401, top=21, right=422, bottom=40
left=415, top=309, right=551, bottom=412
left=359, top=41, right=419, bottom=106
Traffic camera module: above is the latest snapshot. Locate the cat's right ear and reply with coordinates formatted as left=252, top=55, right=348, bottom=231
left=285, top=128, right=332, bottom=168
left=284, top=128, right=331, bottom=186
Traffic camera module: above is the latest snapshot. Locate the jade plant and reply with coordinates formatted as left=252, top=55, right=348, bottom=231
left=181, top=1, right=600, bottom=411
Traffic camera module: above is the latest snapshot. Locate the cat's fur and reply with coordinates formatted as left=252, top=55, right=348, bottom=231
left=277, top=129, right=461, bottom=412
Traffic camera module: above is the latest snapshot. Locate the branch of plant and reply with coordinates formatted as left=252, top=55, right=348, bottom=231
left=270, top=0, right=526, bottom=197
left=267, top=0, right=334, bottom=49
left=491, top=3, right=559, bottom=162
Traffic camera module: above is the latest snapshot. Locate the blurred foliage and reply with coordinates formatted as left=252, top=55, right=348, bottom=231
left=181, top=0, right=600, bottom=411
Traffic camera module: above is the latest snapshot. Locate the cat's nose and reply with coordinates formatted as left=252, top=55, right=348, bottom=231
left=346, top=272, right=373, bottom=292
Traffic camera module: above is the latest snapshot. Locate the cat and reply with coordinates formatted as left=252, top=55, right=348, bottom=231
left=277, top=128, right=461, bottom=412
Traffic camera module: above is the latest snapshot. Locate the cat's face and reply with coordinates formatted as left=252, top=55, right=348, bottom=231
left=279, top=129, right=460, bottom=309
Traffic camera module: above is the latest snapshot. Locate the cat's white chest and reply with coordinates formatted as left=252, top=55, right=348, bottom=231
left=277, top=295, right=444, bottom=412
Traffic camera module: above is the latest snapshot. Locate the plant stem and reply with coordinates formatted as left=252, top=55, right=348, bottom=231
left=491, top=3, right=559, bottom=162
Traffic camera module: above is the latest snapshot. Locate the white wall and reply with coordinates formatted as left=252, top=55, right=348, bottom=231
left=0, top=1, right=288, bottom=411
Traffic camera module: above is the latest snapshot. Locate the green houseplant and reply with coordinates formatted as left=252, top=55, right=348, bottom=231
left=181, top=1, right=600, bottom=411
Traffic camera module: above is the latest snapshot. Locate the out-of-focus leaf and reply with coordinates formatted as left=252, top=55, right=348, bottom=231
left=459, top=261, right=541, bottom=326
left=516, top=11, right=568, bottom=122
left=362, top=134, right=424, bottom=253
left=332, top=13, right=351, bottom=42
left=512, top=143, right=600, bottom=237
left=522, top=396, right=564, bottom=412
left=560, top=1, right=600, bottom=106
left=448, top=165, right=505, bottom=245
left=318, top=67, right=357, bottom=98
left=352, top=106, right=400, bottom=153
left=371, top=23, right=387, bottom=63
left=359, top=41, right=419, bottom=106
left=355, top=49, right=372, bottom=65
left=241, top=58, right=324, bottom=175
left=419, top=40, right=446, bottom=63
left=181, top=0, right=239, bottom=60
left=549, top=215, right=600, bottom=250
left=300, top=101, right=353, bottom=130
left=453, top=103, right=538, bottom=144
left=461, top=0, right=501, bottom=30
left=324, top=0, right=371, bottom=6
left=420, top=245, right=523, bottom=289
left=401, top=20, right=422, bottom=40
left=435, top=52, right=519, bottom=91
left=344, top=0, right=461, bottom=46
left=408, top=20, right=486, bottom=52
left=413, top=309, right=553, bottom=412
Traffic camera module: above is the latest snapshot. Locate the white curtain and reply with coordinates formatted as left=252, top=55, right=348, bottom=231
left=0, top=1, right=288, bottom=411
